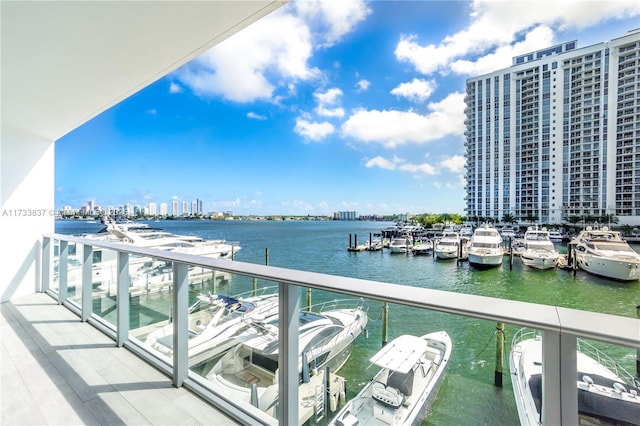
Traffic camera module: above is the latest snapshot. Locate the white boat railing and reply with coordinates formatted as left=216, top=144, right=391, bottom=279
left=42, top=233, right=640, bottom=426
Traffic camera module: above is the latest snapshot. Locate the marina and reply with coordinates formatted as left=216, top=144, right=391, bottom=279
left=55, top=219, right=640, bottom=425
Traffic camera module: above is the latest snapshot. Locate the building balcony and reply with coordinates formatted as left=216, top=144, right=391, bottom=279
left=5, top=232, right=633, bottom=426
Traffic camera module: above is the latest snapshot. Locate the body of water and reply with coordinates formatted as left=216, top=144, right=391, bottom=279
left=55, top=219, right=640, bottom=425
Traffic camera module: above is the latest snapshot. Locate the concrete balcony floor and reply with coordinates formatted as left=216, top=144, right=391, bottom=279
left=1, top=292, right=237, bottom=425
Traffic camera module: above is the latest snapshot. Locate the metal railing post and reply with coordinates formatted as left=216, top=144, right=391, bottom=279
left=173, top=262, right=189, bottom=387
left=278, top=282, right=299, bottom=426
left=58, top=240, right=68, bottom=304
left=542, top=330, right=578, bottom=425
left=81, top=244, right=93, bottom=321
left=116, top=251, right=130, bottom=347
left=42, top=236, right=51, bottom=293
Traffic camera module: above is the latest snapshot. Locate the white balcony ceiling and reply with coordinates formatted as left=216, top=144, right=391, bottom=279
left=1, top=1, right=285, bottom=141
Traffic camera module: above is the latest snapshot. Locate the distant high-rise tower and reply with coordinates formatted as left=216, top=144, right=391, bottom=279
left=182, top=201, right=189, bottom=216
left=172, top=200, right=178, bottom=216
left=148, top=202, right=157, bottom=216
left=464, top=29, right=640, bottom=225
left=160, top=203, right=167, bottom=216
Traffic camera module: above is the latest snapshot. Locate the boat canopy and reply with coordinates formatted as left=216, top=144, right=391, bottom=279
left=370, top=334, right=428, bottom=374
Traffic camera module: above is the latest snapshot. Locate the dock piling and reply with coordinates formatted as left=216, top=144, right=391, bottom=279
left=637, top=305, right=640, bottom=378
left=495, top=322, right=505, bottom=387
left=381, top=302, right=389, bottom=346
left=509, top=238, right=513, bottom=270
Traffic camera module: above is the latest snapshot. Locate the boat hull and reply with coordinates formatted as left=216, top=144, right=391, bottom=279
left=576, top=254, right=640, bottom=281
left=520, top=251, right=559, bottom=270
left=435, top=249, right=457, bottom=260
left=468, top=251, right=503, bottom=268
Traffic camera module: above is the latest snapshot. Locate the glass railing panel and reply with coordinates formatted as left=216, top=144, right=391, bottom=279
left=67, top=241, right=82, bottom=303
left=91, top=247, right=118, bottom=325
left=52, top=238, right=60, bottom=293
left=128, top=255, right=174, bottom=353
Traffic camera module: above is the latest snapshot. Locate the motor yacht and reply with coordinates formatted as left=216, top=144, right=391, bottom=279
left=572, top=226, right=640, bottom=281
left=105, top=221, right=240, bottom=259
left=143, top=288, right=279, bottom=367
left=509, top=328, right=640, bottom=426
left=459, top=225, right=474, bottom=239
left=467, top=225, right=503, bottom=268
left=519, top=227, right=560, bottom=270
left=547, top=230, right=564, bottom=242
left=434, top=231, right=465, bottom=260
left=330, top=331, right=452, bottom=426
left=500, top=227, right=517, bottom=241
left=205, top=300, right=368, bottom=424
left=411, top=239, right=433, bottom=255
left=389, top=237, right=411, bottom=254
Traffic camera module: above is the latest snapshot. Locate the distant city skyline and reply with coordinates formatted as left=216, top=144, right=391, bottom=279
left=54, top=1, right=640, bottom=216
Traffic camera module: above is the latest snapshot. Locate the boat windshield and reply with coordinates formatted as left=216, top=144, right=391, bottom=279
left=588, top=242, right=636, bottom=252
left=472, top=242, right=500, bottom=249
left=476, top=230, right=498, bottom=237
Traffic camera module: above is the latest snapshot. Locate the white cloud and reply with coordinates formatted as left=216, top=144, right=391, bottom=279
left=294, top=0, right=371, bottom=47
left=450, top=25, right=555, bottom=75
left=390, top=78, right=437, bottom=103
left=315, top=88, right=343, bottom=105
left=365, top=155, right=436, bottom=176
left=395, top=0, right=640, bottom=76
left=356, top=79, right=370, bottom=91
left=294, top=118, right=335, bottom=141
left=175, top=0, right=369, bottom=103
left=247, top=112, right=267, bottom=120
left=316, top=105, right=346, bottom=118
left=440, top=155, right=466, bottom=173
left=169, top=82, right=183, bottom=94
left=177, top=12, right=318, bottom=102
left=341, top=92, right=466, bottom=148
left=146, top=109, right=157, bottom=115
left=365, top=156, right=397, bottom=170
left=314, top=88, right=345, bottom=117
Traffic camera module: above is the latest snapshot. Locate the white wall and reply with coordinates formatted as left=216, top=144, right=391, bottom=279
left=0, top=126, right=54, bottom=302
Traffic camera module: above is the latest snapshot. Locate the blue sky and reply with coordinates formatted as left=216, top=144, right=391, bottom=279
left=55, top=0, right=640, bottom=216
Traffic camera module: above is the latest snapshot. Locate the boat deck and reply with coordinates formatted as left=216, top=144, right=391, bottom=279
left=1, top=292, right=237, bottom=425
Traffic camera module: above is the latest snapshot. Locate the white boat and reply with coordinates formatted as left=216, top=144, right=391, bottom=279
left=547, top=230, right=564, bottom=242
left=509, top=328, right=640, bottom=426
left=143, top=288, right=279, bottom=367
left=411, top=239, right=433, bottom=255
left=205, top=300, right=368, bottom=424
left=434, top=232, right=465, bottom=260
left=105, top=221, right=240, bottom=259
left=459, top=225, right=474, bottom=239
left=330, top=331, right=452, bottom=426
left=389, top=237, right=411, bottom=253
left=519, top=227, right=560, bottom=270
left=572, top=226, right=640, bottom=281
left=368, top=239, right=384, bottom=251
left=467, top=224, right=503, bottom=268
left=500, top=227, right=517, bottom=241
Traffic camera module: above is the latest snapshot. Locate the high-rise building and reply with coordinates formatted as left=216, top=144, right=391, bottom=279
left=182, top=201, right=189, bottom=216
left=191, top=201, right=197, bottom=216
left=464, top=29, right=640, bottom=225
left=172, top=200, right=178, bottom=216
left=160, top=203, right=167, bottom=216
left=148, top=202, right=157, bottom=216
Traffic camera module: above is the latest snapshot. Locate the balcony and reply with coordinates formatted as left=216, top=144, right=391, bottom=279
left=2, top=233, right=637, bottom=425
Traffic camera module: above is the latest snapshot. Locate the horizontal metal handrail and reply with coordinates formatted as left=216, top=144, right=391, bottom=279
left=44, top=233, right=640, bottom=348
left=43, top=233, right=640, bottom=426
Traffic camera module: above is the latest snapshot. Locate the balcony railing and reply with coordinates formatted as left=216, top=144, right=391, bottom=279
left=42, top=233, right=640, bottom=426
